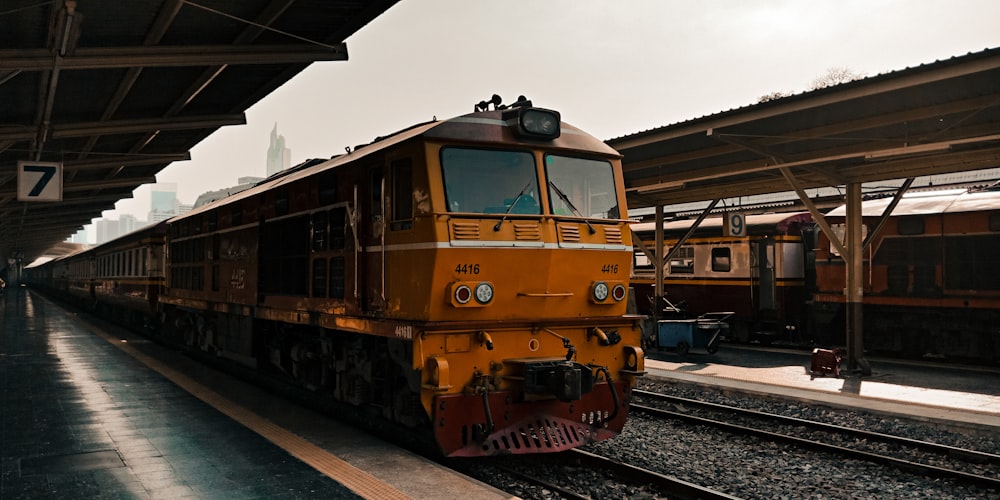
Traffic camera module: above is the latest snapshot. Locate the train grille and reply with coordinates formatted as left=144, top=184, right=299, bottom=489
left=450, top=221, right=480, bottom=240
left=604, top=227, right=622, bottom=244
left=483, top=418, right=590, bottom=454
left=513, top=223, right=541, bottom=241
left=558, top=224, right=581, bottom=242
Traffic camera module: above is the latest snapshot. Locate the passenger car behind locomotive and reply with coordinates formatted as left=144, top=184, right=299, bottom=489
left=812, top=188, right=1000, bottom=363
left=30, top=97, right=645, bottom=457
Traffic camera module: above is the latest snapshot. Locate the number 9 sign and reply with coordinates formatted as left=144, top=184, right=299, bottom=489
left=725, top=212, right=747, bottom=237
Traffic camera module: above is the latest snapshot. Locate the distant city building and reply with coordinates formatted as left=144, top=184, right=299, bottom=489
left=266, top=123, right=291, bottom=177
left=69, top=228, right=89, bottom=245
left=95, top=218, right=120, bottom=243
left=149, top=182, right=179, bottom=223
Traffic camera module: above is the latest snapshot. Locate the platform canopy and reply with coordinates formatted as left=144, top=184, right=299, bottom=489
left=0, top=0, right=399, bottom=264
left=609, top=47, right=1000, bottom=210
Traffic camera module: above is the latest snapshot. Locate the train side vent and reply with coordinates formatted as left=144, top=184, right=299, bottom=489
left=604, top=227, right=622, bottom=245
left=558, top=224, right=581, bottom=242
left=451, top=221, right=480, bottom=240
left=513, top=222, right=541, bottom=241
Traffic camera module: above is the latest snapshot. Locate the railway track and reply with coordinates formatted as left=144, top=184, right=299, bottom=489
left=461, top=448, right=739, bottom=500
left=633, top=389, right=1000, bottom=491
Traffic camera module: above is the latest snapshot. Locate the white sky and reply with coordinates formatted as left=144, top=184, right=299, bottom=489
left=88, top=0, right=1000, bottom=236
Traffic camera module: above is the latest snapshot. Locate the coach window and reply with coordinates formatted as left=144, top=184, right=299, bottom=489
left=319, top=171, right=338, bottom=206
left=312, top=258, right=327, bottom=297
left=312, top=211, right=329, bottom=251
left=668, top=246, right=695, bottom=274
left=330, top=206, right=347, bottom=250
left=231, top=204, right=243, bottom=226
left=441, top=148, right=538, bottom=214
left=275, top=190, right=289, bottom=217
left=391, top=158, right=413, bottom=230
left=711, top=247, right=732, bottom=272
left=329, top=256, right=346, bottom=299
left=207, top=212, right=217, bottom=232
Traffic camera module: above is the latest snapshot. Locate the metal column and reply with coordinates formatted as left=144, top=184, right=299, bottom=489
left=844, top=182, right=871, bottom=375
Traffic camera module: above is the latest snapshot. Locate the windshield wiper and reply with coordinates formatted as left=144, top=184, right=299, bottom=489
left=548, top=181, right=596, bottom=234
left=493, top=181, right=532, bottom=231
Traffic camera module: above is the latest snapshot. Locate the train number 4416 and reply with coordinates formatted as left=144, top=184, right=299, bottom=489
left=601, top=264, right=620, bottom=274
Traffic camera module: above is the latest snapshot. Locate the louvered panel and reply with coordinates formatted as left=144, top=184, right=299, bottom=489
left=604, top=227, right=623, bottom=245
left=513, top=223, right=541, bottom=241
left=451, top=221, right=480, bottom=240
left=559, top=224, right=580, bottom=242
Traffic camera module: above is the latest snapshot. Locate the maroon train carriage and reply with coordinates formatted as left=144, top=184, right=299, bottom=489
left=631, top=212, right=813, bottom=346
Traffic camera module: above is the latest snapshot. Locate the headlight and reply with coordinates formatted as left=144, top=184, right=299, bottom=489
left=474, top=282, right=494, bottom=304
left=593, top=281, right=609, bottom=302
left=516, top=108, right=561, bottom=139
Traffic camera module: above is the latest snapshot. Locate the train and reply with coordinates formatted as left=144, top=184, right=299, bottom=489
left=631, top=186, right=1000, bottom=365
left=812, top=188, right=1000, bottom=364
left=630, top=212, right=814, bottom=346
left=26, top=95, right=646, bottom=457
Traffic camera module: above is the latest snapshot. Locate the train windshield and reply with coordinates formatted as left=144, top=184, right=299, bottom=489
left=545, top=155, right=619, bottom=219
left=441, top=148, right=540, bottom=214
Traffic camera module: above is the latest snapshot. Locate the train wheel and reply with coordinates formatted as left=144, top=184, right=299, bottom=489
left=676, top=341, right=689, bottom=356
left=707, top=342, right=719, bottom=354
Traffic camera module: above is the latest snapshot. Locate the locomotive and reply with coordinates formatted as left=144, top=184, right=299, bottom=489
left=28, top=96, right=646, bottom=457
left=630, top=212, right=813, bottom=346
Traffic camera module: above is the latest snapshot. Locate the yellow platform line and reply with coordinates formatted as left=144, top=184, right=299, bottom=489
left=87, top=324, right=413, bottom=500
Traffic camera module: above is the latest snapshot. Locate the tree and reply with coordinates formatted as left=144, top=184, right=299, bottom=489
left=809, top=67, right=865, bottom=90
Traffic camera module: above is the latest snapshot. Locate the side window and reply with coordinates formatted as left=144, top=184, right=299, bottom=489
left=668, top=246, right=695, bottom=274
left=312, top=211, right=329, bottom=251
left=711, top=247, right=732, bottom=272
left=391, top=158, right=413, bottom=231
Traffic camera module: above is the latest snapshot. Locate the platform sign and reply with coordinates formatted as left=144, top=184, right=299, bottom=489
left=724, top=212, right=747, bottom=237
left=17, top=161, right=63, bottom=202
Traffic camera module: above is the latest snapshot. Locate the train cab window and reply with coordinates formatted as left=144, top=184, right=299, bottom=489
left=711, top=247, right=732, bottom=272
left=544, top=155, right=618, bottom=218
left=391, top=159, right=413, bottom=231
left=668, top=246, right=695, bottom=274
left=441, top=148, right=539, bottom=214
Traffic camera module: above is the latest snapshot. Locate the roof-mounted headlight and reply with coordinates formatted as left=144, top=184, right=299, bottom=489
left=515, top=108, right=560, bottom=139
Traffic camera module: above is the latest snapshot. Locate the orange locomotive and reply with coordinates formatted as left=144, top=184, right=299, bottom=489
left=157, top=96, right=644, bottom=456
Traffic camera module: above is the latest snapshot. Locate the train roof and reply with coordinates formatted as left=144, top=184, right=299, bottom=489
left=630, top=211, right=811, bottom=234
left=826, top=188, right=1000, bottom=217
left=174, top=106, right=617, bottom=222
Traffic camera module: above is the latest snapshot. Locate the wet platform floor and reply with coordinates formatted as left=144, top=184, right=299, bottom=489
left=0, top=288, right=511, bottom=499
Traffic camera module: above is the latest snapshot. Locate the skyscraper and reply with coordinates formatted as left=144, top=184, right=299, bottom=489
left=266, top=123, right=291, bottom=177
left=148, top=183, right=179, bottom=223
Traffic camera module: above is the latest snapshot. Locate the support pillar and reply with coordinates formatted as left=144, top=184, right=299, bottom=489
left=844, top=182, right=871, bottom=375
left=653, top=204, right=664, bottom=322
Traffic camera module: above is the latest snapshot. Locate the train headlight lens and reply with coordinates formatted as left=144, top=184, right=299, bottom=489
left=517, top=108, right=561, bottom=139
left=454, top=284, right=472, bottom=304
left=612, top=284, right=627, bottom=302
left=474, top=282, right=494, bottom=304
left=593, top=281, right=609, bottom=302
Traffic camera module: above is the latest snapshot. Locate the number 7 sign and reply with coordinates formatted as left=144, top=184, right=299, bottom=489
left=17, top=161, right=63, bottom=202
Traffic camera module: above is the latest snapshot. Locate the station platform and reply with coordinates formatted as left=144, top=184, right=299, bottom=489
left=0, top=288, right=513, bottom=500
left=643, top=345, right=1000, bottom=433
